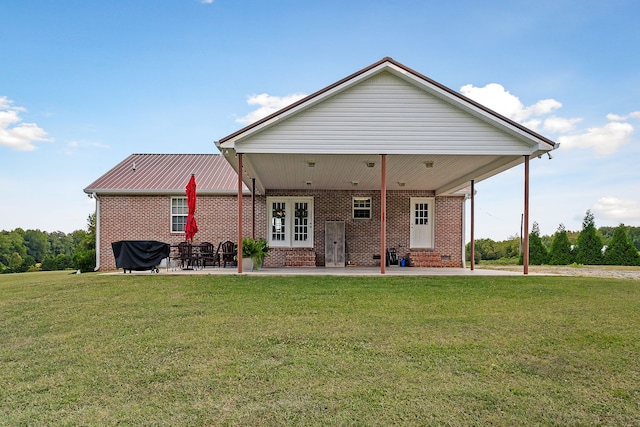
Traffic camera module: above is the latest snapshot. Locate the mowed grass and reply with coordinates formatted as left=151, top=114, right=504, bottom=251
left=1, top=272, right=639, bottom=426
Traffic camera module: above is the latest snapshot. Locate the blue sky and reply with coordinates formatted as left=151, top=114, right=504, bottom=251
left=1, top=0, right=639, bottom=241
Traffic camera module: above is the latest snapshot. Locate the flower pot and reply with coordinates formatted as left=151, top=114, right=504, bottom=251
left=241, top=257, right=253, bottom=272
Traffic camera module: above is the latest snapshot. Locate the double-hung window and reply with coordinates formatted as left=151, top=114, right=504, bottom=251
left=267, top=197, right=313, bottom=248
left=171, top=197, right=188, bottom=233
left=352, top=197, right=372, bottom=219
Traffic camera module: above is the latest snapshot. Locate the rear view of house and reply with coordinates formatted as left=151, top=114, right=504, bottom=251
left=85, top=57, right=557, bottom=272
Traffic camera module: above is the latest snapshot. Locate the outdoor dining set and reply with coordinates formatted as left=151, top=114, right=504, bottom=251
left=170, top=240, right=237, bottom=270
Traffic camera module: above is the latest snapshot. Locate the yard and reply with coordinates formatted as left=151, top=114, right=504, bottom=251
left=1, top=271, right=639, bottom=426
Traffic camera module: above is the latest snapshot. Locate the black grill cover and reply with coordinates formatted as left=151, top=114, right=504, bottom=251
left=111, top=240, right=170, bottom=271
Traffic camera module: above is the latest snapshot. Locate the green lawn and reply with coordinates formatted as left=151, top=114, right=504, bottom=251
left=1, top=271, right=639, bottom=426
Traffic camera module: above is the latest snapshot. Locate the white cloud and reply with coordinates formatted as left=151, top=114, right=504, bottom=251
left=521, top=119, right=542, bottom=131
left=200, top=0, right=214, bottom=3
left=543, top=116, right=582, bottom=133
left=0, top=96, right=52, bottom=151
left=235, top=93, right=307, bottom=125
left=460, top=83, right=562, bottom=122
left=607, top=111, right=640, bottom=121
left=592, top=196, right=640, bottom=222
left=558, top=121, right=633, bottom=156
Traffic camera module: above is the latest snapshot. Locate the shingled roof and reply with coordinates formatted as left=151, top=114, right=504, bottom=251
left=84, top=154, right=246, bottom=195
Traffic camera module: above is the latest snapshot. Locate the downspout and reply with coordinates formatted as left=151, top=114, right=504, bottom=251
left=92, top=193, right=100, bottom=271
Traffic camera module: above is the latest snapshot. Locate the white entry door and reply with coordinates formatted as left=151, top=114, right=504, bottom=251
left=410, top=197, right=434, bottom=248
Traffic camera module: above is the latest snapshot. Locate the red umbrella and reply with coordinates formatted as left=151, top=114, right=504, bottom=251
left=184, top=174, right=198, bottom=241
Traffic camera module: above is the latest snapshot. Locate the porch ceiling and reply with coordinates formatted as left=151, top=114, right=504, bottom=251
left=229, top=152, right=526, bottom=195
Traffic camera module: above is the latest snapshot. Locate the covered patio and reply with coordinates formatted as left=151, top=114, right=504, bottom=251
left=216, top=58, right=557, bottom=274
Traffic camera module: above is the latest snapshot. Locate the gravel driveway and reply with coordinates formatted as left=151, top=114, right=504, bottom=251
left=481, top=265, right=640, bottom=280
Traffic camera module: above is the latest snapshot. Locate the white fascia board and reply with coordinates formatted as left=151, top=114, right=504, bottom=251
left=386, top=65, right=556, bottom=151
left=237, top=146, right=537, bottom=156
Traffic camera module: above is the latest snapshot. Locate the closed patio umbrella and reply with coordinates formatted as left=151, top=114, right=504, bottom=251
left=184, top=174, right=198, bottom=241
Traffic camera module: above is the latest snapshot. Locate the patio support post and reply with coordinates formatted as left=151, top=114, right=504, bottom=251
left=252, top=178, right=256, bottom=240
left=523, top=155, right=530, bottom=275
left=237, top=153, right=243, bottom=274
left=380, top=154, right=387, bottom=275
left=470, top=179, right=475, bottom=271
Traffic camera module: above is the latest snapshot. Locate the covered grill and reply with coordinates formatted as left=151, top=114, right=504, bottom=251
left=111, top=240, right=170, bottom=273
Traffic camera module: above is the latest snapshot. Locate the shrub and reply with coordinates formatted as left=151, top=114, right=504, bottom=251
left=549, top=224, right=575, bottom=265
left=73, top=249, right=97, bottom=273
left=575, top=210, right=603, bottom=265
left=603, top=225, right=640, bottom=266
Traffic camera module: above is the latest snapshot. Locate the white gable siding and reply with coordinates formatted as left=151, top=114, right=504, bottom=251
left=236, top=71, right=534, bottom=155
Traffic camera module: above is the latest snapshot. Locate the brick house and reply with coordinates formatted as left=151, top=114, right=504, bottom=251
left=85, top=57, right=557, bottom=272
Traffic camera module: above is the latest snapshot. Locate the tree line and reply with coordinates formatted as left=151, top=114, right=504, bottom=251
left=0, top=214, right=96, bottom=274
left=467, top=210, right=640, bottom=266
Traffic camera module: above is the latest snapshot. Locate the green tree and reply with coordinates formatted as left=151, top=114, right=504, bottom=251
left=473, top=238, right=499, bottom=261
left=603, top=224, right=640, bottom=266
left=0, top=229, right=27, bottom=271
left=48, top=231, right=74, bottom=256
left=72, top=214, right=97, bottom=272
left=600, top=225, right=640, bottom=251
left=548, top=224, right=575, bottom=265
left=8, top=252, right=23, bottom=271
left=519, top=222, right=548, bottom=265
left=24, top=229, right=50, bottom=263
left=575, top=210, right=603, bottom=265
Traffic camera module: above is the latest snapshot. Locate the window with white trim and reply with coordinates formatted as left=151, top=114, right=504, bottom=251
left=352, top=197, right=372, bottom=219
left=171, top=197, right=187, bottom=233
left=267, top=197, right=313, bottom=247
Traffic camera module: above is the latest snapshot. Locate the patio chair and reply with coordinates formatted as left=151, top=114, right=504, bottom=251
left=177, top=241, right=198, bottom=269
left=386, top=247, right=398, bottom=266
left=199, top=242, right=220, bottom=268
left=221, top=240, right=237, bottom=267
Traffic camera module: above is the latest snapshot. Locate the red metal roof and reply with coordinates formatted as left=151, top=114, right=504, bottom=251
left=84, top=154, right=246, bottom=195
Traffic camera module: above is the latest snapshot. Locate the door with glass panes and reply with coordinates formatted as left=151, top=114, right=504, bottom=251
left=268, top=198, right=313, bottom=248
left=410, top=197, right=434, bottom=248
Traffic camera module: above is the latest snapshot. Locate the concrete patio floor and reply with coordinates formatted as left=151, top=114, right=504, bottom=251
left=104, top=265, right=534, bottom=276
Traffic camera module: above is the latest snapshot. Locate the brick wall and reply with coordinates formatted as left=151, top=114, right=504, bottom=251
left=97, top=191, right=464, bottom=270
left=97, top=194, right=265, bottom=270
left=265, top=190, right=465, bottom=268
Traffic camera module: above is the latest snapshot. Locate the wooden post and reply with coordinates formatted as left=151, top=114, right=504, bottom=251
left=523, top=155, right=530, bottom=275
left=237, top=153, right=243, bottom=274
left=252, top=178, right=256, bottom=240
left=381, top=154, right=387, bottom=275
left=470, top=179, right=475, bottom=271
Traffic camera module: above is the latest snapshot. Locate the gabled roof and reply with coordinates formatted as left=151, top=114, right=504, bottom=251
left=217, top=57, right=557, bottom=151
left=84, top=154, right=247, bottom=195
left=215, top=57, right=557, bottom=195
